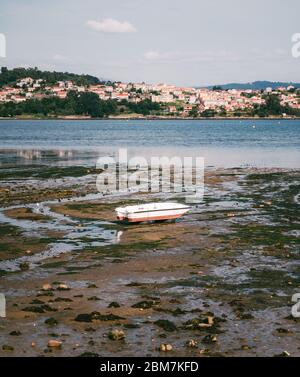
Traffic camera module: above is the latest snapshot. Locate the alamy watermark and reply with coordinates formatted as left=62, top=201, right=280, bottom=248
left=96, top=149, right=204, bottom=204
left=0, top=33, right=6, bottom=58
left=291, top=293, right=300, bottom=318
left=292, top=33, right=300, bottom=58
left=0, top=293, right=5, bottom=317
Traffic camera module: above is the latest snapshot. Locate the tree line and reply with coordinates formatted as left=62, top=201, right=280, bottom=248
left=0, top=67, right=101, bottom=87
left=0, top=92, right=163, bottom=118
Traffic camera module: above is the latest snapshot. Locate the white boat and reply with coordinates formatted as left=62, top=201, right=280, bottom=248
left=115, top=202, right=191, bottom=223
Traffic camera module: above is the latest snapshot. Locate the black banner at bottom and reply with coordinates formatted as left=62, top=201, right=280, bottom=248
left=0, top=357, right=296, bottom=375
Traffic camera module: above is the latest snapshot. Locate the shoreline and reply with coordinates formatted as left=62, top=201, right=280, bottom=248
left=0, top=116, right=300, bottom=121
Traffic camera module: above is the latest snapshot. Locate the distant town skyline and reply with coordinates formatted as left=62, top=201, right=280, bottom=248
left=1, top=0, right=300, bottom=86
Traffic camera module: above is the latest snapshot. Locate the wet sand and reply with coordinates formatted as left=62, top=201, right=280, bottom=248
left=0, top=161, right=299, bottom=357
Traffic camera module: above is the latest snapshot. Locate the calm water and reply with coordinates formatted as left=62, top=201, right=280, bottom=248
left=0, top=119, right=299, bottom=168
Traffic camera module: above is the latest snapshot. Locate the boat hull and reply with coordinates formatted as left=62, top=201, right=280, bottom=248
left=116, top=207, right=190, bottom=223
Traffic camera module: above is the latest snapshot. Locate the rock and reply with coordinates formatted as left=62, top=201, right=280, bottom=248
left=2, top=344, right=14, bottom=351
left=241, top=345, right=251, bottom=350
left=9, top=330, right=22, bottom=336
left=42, top=284, right=53, bottom=291
left=74, top=311, right=124, bottom=323
left=74, top=313, right=93, bottom=323
left=159, top=343, right=173, bottom=352
left=57, top=283, right=70, bottom=291
left=274, top=351, right=290, bottom=357
left=45, top=317, right=58, bottom=326
left=108, top=329, right=125, bottom=341
left=19, top=262, right=30, bottom=271
left=131, top=300, right=159, bottom=309
left=108, top=302, right=121, bottom=308
left=154, top=319, right=177, bottom=332
left=53, top=297, right=73, bottom=303
left=186, top=339, right=198, bottom=348
left=87, top=283, right=97, bottom=288
left=276, top=328, right=292, bottom=334
left=23, top=304, right=57, bottom=313
left=100, top=313, right=125, bottom=321
left=25, top=249, right=32, bottom=255
left=30, top=299, right=44, bottom=305
left=202, top=335, right=217, bottom=344
left=47, top=339, right=62, bottom=348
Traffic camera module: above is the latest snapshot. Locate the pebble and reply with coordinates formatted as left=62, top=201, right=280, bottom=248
left=108, top=329, right=125, bottom=341
left=159, top=343, right=173, bottom=352
left=42, top=284, right=53, bottom=291
left=57, top=283, right=70, bottom=291
left=47, top=339, right=62, bottom=348
left=2, top=344, right=14, bottom=351
left=186, top=339, right=198, bottom=348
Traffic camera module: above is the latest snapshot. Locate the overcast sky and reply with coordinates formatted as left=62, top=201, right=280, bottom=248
left=1, top=0, right=300, bottom=86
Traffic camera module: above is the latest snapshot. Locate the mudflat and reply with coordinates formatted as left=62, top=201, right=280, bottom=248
left=0, top=163, right=299, bottom=357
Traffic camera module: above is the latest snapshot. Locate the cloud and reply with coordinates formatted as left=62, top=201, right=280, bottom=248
left=144, top=51, right=161, bottom=60
left=86, top=18, right=136, bottom=33
left=143, top=50, right=241, bottom=63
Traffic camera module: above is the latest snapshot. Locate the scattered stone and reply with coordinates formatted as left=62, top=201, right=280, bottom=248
left=9, top=330, right=22, bottom=336
left=45, top=317, right=58, bottom=326
left=87, top=283, right=97, bottom=288
left=186, top=339, right=198, bottom=348
left=30, top=299, right=44, bottom=305
left=154, top=319, right=177, bottom=332
left=42, top=284, right=53, bottom=291
left=108, top=329, right=125, bottom=341
left=274, top=351, right=290, bottom=357
left=47, top=339, right=62, bottom=348
left=53, top=297, right=73, bottom=303
left=57, top=283, right=70, bottom=291
left=2, top=344, right=14, bottom=351
left=241, top=345, right=251, bottom=350
left=19, top=262, right=30, bottom=271
left=108, top=302, right=121, bottom=308
left=202, top=334, right=217, bottom=344
left=98, top=313, right=125, bottom=321
left=276, top=328, right=293, bottom=335
left=159, top=343, right=173, bottom=352
left=131, top=300, right=159, bottom=309
left=74, top=313, right=93, bottom=323
left=23, top=304, right=57, bottom=313
left=74, top=312, right=125, bottom=323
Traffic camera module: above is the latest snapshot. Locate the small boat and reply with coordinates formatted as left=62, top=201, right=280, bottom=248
left=115, top=202, right=191, bottom=223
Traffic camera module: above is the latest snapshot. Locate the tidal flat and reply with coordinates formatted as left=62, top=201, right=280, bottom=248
left=0, top=159, right=299, bottom=357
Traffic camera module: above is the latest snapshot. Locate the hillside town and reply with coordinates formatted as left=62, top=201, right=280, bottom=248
left=0, top=69, right=300, bottom=118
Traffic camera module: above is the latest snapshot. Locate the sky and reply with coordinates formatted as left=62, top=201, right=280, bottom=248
left=0, top=0, right=300, bottom=86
